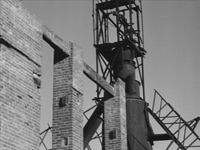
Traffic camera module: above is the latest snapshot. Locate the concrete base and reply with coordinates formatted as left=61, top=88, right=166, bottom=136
left=126, top=97, right=151, bottom=150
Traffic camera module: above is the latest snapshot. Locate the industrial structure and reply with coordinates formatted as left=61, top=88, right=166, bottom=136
left=0, top=0, right=200, bottom=150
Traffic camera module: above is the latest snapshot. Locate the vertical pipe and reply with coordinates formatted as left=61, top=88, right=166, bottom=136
left=136, top=5, right=145, bottom=101
left=92, top=0, right=95, bottom=45
left=140, top=0, right=146, bottom=101
left=129, top=0, right=133, bottom=30
left=152, top=90, right=156, bottom=112
left=96, top=7, right=100, bottom=99
left=116, top=1, right=120, bottom=42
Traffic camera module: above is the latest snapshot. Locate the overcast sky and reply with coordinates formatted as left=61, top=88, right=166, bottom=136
left=22, top=0, right=200, bottom=150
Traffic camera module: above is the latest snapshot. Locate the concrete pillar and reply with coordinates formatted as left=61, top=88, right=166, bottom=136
left=104, top=78, right=127, bottom=150
left=52, top=42, right=84, bottom=150
left=126, top=97, right=150, bottom=150
left=0, top=0, right=43, bottom=150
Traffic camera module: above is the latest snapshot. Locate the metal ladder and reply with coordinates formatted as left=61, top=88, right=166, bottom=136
left=147, top=90, right=200, bottom=149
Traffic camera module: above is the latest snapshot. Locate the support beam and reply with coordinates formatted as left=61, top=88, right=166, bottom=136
left=148, top=134, right=172, bottom=141
left=83, top=62, right=115, bottom=97
left=84, top=104, right=103, bottom=149
left=43, top=25, right=70, bottom=64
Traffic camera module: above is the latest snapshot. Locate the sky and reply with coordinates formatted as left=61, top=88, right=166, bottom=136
left=22, top=0, right=200, bottom=150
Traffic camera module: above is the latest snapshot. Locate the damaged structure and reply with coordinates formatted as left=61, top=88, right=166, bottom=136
left=1, top=0, right=200, bottom=150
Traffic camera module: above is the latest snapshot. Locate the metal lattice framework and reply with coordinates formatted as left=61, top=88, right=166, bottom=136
left=39, top=1, right=200, bottom=149
left=93, top=0, right=146, bottom=100
left=148, top=90, right=200, bottom=150
left=40, top=0, right=146, bottom=148
left=83, top=102, right=104, bottom=149
left=39, top=125, right=52, bottom=150
left=87, top=0, right=146, bottom=149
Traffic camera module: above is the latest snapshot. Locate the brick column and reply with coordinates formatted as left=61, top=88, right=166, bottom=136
left=0, top=0, right=43, bottom=150
left=104, top=78, right=127, bottom=150
left=52, top=42, right=84, bottom=150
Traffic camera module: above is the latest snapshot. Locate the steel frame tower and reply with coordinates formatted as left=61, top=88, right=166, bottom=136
left=38, top=1, right=200, bottom=150
left=93, top=0, right=146, bottom=101
left=86, top=0, right=147, bottom=149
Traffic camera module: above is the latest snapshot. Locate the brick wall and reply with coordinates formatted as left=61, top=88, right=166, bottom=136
left=104, top=79, right=127, bottom=150
left=0, top=0, right=43, bottom=150
left=52, top=42, right=84, bottom=150
left=0, top=0, right=43, bottom=66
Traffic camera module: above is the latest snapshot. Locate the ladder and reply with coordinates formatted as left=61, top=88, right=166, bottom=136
left=148, top=90, right=200, bottom=149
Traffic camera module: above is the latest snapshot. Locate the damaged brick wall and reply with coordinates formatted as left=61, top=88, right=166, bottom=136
left=0, top=0, right=43, bottom=150
left=104, top=79, right=127, bottom=150
left=52, top=42, right=84, bottom=150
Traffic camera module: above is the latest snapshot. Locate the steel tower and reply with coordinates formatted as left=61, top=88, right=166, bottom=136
left=84, top=0, right=148, bottom=149
left=38, top=1, right=200, bottom=150
left=93, top=0, right=146, bottom=101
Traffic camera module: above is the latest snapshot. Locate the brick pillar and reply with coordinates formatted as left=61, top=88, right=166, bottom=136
left=52, top=42, right=84, bottom=150
left=0, top=0, right=43, bottom=150
left=104, top=78, right=127, bottom=150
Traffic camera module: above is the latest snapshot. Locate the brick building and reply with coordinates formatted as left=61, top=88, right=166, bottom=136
left=51, top=42, right=84, bottom=150
left=0, top=0, right=84, bottom=150
left=0, top=0, right=43, bottom=149
left=0, top=1, right=145, bottom=150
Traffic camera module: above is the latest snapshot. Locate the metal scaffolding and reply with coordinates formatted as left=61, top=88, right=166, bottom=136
left=93, top=0, right=146, bottom=101
left=83, top=0, right=146, bottom=149
left=39, top=1, right=200, bottom=150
